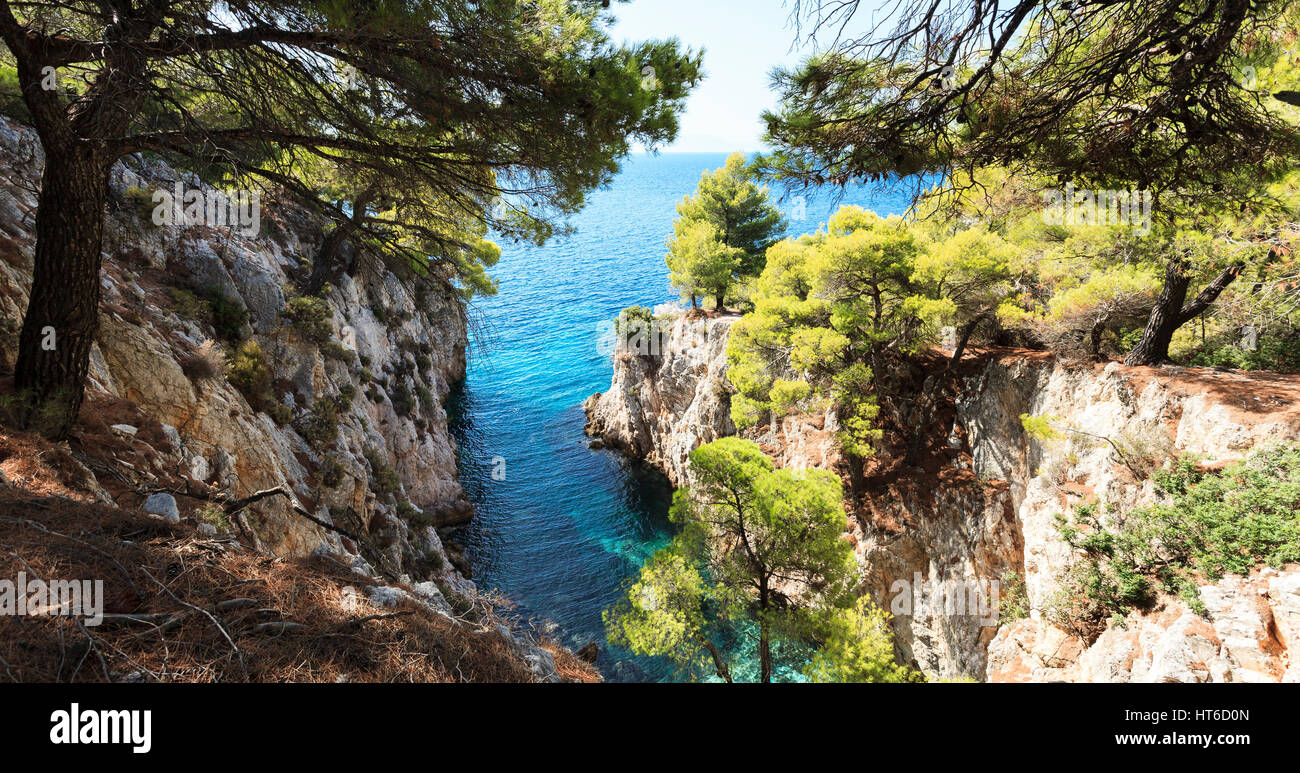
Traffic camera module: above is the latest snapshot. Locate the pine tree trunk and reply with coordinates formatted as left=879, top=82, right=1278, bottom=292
left=1124, top=259, right=1190, bottom=366
left=758, top=582, right=772, bottom=683
left=1125, top=259, right=1243, bottom=367
left=12, top=146, right=109, bottom=439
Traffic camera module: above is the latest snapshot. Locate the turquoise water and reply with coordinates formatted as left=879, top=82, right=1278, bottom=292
left=449, top=153, right=913, bottom=681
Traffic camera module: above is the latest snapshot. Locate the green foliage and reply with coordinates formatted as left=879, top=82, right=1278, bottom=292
left=414, top=384, right=436, bottom=414
left=397, top=501, right=434, bottom=529
left=196, top=502, right=233, bottom=534
left=0, top=63, right=32, bottom=122
left=613, top=305, right=656, bottom=333
left=670, top=152, right=785, bottom=278
left=726, top=205, right=936, bottom=461
left=122, top=186, right=159, bottom=222
left=167, top=287, right=212, bottom=323
left=390, top=381, right=414, bottom=417
left=166, top=285, right=247, bottom=344
left=295, top=394, right=346, bottom=451
left=281, top=296, right=334, bottom=345
left=998, top=571, right=1030, bottom=624
left=1020, top=413, right=1061, bottom=442
left=804, top=598, right=923, bottom=683
left=226, top=340, right=273, bottom=410
left=206, top=292, right=248, bottom=345
left=321, top=340, right=353, bottom=362
left=320, top=459, right=345, bottom=489
left=605, top=437, right=862, bottom=682
left=666, top=220, right=743, bottom=308
left=267, top=403, right=293, bottom=426
left=1146, top=446, right=1300, bottom=580
left=1047, top=445, right=1300, bottom=638
left=365, top=447, right=402, bottom=501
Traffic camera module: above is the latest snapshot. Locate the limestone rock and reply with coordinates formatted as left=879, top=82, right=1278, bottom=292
left=142, top=493, right=180, bottom=522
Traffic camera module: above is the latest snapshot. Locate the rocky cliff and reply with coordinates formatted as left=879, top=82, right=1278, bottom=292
left=0, top=117, right=583, bottom=681
left=583, top=311, right=738, bottom=486
left=585, top=308, right=1300, bottom=682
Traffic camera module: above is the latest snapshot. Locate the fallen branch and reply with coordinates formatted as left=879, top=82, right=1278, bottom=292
left=142, top=484, right=363, bottom=543
left=346, top=611, right=415, bottom=628
left=140, top=567, right=249, bottom=680
left=252, top=621, right=307, bottom=635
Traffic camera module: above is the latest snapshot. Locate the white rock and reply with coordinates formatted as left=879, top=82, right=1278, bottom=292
left=142, top=493, right=180, bottom=522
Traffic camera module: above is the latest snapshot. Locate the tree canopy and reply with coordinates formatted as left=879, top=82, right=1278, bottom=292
left=605, top=437, right=857, bottom=682
left=0, top=0, right=701, bottom=437
left=664, top=151, right=784, bottom=308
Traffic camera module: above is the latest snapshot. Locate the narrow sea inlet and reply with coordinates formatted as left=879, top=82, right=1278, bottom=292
left=449, top=153, right=909, bottom=681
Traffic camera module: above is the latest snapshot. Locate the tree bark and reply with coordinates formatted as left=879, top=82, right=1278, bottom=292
left=1125, top=259, right=1244, bottom=366
left=12, top=145, right=109, bottom=439
left=304, top=192, right=374, bottom=296
left=698, top=636, right=733, bottom=683
left=758, top=581, right=772, bottom=683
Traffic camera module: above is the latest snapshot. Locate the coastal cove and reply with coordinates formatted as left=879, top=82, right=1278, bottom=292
left=448, top=153, right=911, bottom=681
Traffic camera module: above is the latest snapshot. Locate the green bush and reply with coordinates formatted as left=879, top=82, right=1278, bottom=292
left=1047, top=444, right=1300, bottom=638
left=321, top=340, right=353, bottom=362
left=397, top=501, right=435, bottom=529
left=281, top=296, right=333, bottom=344
left=998, top=571, right=1030, bottom=624
left=1182, top=334, right=1300, bottom=374
left=167, top=287, right=212, bottom=324
left=268, top=402, right=293, bottom=426
left=123, top=186, right=159, bottom=222
left=295, top=396, right=342, bottom=450
left=196, top=502, right=233, bottom=533
left=227, top=340, right=273, bottom=409
left=365, top=447, right=401, bottom=499
left=390, top=381, right=414, bottom=417
left=320, top=459, right=345, bottom=488
left=414, top=384, right=436, bottom=413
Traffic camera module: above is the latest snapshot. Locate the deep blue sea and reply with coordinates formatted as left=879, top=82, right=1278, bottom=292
left=448, top=153, right=914, bottom=682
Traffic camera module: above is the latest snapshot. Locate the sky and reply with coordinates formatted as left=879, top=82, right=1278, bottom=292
left=608, top=0, right=824, bottom=153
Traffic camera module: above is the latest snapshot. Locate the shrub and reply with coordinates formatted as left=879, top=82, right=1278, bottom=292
left=365, top=447, right=401, bottom=499
left=320, top=459, right=345, bottom=488
left=196, top=502, right=232, bottom=533
left=998, top=571, right=1030, bottom=624
left=321, top=340, right=353, bottom=362
left=1045, top=445, right=1300, bottom=638
left=397, top=501, right=435, bottom=529
left=295, top=394, right=348, bottom=451
left=414, top=384, right=436, bottom=413
left=123, top=186, right=159, bottom=222
left=226, top=340, right=272, bottom=409
left=281, top=296, right=333, bottom=344
left=268, top=402, right=293, bottom=426
left=180, top=339, right=224, bottom=382
left=167, top=287, right=212, bottom=323
left=390, top=381, right=414, bottom=417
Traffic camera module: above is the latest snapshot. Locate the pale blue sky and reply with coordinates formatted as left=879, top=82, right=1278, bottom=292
left=609, top=0, right=821, bottom=152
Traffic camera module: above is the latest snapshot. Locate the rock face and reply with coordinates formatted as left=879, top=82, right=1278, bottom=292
left=0, top=116, right=472, bottom=593
left=583, top=312, right=739, bottom=486
left=586, top=306, right=1300, bottom=682
left=987, top=567, right=1300, bottom=683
